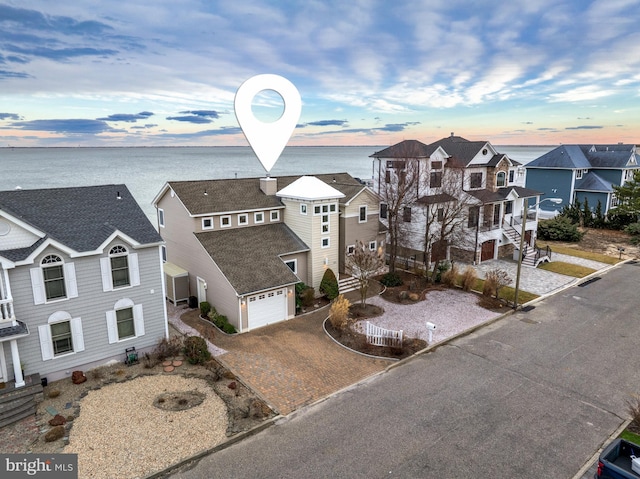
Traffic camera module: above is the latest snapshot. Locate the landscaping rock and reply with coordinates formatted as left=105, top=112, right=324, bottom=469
left=45, top=426, right=65, bottom=442
left=409, top=293, right=420, bottom=301
left=227, top=381, right=237, bottom=390
left=48, top=414, right=66, bottom=426
left=71, top=371, right=86, bottom=384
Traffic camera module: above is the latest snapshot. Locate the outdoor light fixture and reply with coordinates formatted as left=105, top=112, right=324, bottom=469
left=513, top=197, right=562, bottom=309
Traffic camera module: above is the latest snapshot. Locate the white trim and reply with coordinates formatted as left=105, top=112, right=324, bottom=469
left=237, top=213, right=248, bottom=225
left=321, top=237, right=330, bottom=248
left=39, top=313, right=85, bottom=359
left=358, top=205, right=368, bottom=223
left=270, top=210, right=280, bottom=221
left=64, top=263, right=78, bottom=299
left=201, top=217, right=214, bottom=230
left=30, top=267, right=46, bottom=305
left=347, top=244, right=355, bottom=255
left=38, top=325, right=53, bottom=361
left=284, top=258, right=297, bottom=274
left=158, top=208, right=165, bottom=228
left=300, top=204, right=307, bottom=215
left=129, top=253, right=140, bottom=287
left=220, top=215, right=231, bottom=228
left=100, top=257, right=112, bottom=292
left=369, top=240, right=377, bottom=251
left=254, top=212, right=264, bottom=224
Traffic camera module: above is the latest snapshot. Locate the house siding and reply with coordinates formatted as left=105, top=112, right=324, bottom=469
left=525, top=169, right=573, bottom=211
left=8, top=243, right=166, bottom=382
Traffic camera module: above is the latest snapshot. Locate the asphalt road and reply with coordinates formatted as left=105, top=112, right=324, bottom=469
left=166, top=262, right=640, bottom=479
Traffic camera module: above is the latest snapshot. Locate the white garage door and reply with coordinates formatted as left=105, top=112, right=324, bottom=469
left=247, top=288, right=286, bottom=330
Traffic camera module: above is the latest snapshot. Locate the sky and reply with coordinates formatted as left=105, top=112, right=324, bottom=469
left=1, top=0, right=639, bottom=147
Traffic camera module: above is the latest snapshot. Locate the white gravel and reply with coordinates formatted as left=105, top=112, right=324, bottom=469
left=63, top=375, right=228, bottom=479
left=358, top=290, right=502, bottom=345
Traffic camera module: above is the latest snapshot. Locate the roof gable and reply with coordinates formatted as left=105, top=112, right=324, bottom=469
left=369, top=140, right=432, bottom=159
left=276, top=176, right=345, bottom=201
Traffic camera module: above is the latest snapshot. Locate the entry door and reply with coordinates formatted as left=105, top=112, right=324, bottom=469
left=197, top=277, right=207, bottom=305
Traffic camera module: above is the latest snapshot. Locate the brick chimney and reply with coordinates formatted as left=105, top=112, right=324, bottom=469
left=260, top=177, right=277, bottom=195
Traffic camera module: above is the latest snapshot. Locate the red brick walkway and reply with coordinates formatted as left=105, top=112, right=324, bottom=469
left=0, top=415, right=40, bottom=453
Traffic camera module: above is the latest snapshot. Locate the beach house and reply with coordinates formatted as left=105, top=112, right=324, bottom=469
left=525, top=144, right=640, bottom=215
left=0, top=185, right=167, bottom=391
left=153, top=172, right=384, bottom=333
left=371, top=134, right=544, bottom=268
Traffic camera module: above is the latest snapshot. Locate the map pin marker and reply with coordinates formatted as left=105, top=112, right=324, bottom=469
left=234, top=74, right=301, bottom=174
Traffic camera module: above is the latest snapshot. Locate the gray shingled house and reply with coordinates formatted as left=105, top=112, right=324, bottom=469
left=153, top=172, right=384, bottom=333
left=0, top=185, right=167, bottom=387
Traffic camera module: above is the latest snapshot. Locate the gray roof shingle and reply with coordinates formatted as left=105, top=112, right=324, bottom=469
left=194, top=223, right=308, bottom=295
left=0, top=185, right=162, bottom=260
left=574, top=172, right=614, bottom=192
left=527, top=144, right=638, bottom=170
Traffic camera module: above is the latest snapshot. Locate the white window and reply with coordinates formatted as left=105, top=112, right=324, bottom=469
left=220, top=215, right=231, bottom=227
left=322, top=214, right=329, bottom=233
left=347, top=245, right=355, bottom=255
left=330, top=204, right=337, bottom=213
left=100, top=248, right=140, bottom=292
left=300, top=204, right=307, bottom=215
left=38, top=311, right=85, bottom=361
left=369, top=241, right=376, bottom=251
left=158, top=209, right=165, bottom=228
left=322, top=204, right=329, bottom=213
left=496, top=172, right=506, bottom=187
left=202, top=217, right=213, bottom=230
left=270, top=210, right=280, bottom=221
left=359, top=205, right=367, bottom=223
left=161, top=245, right=167, bottom=263
left=254, top=212, right=264, bottom=223
left=106, top=298, right=145, bottom=343
left=576, top=170, right=583, bottom=179
left=30, top=255, right=78, bottom=305
left=284, top=259, right=297, bottom=273
left=238, top=213, right=248, bottom=225
left=322, top=237, right=330, bottom=248
left=509, top=170, right=515, bottom=183
left=314, top=205, right=321, bottom=215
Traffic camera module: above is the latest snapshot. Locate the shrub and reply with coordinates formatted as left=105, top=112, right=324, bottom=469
left=183, top=336, right=211, bottom=365
left=434, top=261, right=450, bottom=283
left=153, top=336, right=184, bottom=361
left=538, top=217, right=584, bottom=242
left=627, top=396, right=640, bottom=434
left=380, top=272, right=403, bottom=287
left=200, top=301, right=211, bottom=317
left=461, top=266, right=477, bottom=291
left=329, top=294, right=351, bottom=330
left=625, top=222, right=640, bottom=245
left=482, top=276, right=497, bottom=297
left=441, top=263, right=458, bottom=287
left=300, top=286, right=315, bottom=308
left=320, top=268, right=339, bottom=300
left=222, top=322, right=236, bottom=334
left=484, top=268, right=512, bottom=299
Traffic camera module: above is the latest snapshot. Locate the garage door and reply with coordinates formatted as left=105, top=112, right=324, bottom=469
left=247, top=288, right=286, bottom=330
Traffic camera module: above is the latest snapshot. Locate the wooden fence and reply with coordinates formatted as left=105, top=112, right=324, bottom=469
left=365, top=321, right=403, bottom=348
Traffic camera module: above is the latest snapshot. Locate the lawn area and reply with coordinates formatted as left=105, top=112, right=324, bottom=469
left=537, top=242, right=619, bottom=265
left=538, top=261, right=597, bottom=278
left=469, top=278, right=539, bottom=306
left=620, top=429, right=640, bottom=445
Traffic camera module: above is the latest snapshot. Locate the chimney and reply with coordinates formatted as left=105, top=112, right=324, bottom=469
left=260, top=177, right=277, bottom=195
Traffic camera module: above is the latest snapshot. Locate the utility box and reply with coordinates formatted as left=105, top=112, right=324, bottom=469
left=163, top=262, right=189, bottom=305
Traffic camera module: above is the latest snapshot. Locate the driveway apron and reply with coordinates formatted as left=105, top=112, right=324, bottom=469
left=210, top=308, right=389, bottom=415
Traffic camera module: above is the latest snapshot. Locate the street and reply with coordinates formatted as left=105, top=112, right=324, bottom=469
left=166, top=262, right=640, bottom=479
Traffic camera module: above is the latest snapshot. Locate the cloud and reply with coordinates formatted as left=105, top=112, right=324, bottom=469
left=304, top=120, right=349, bottom=127
left=0, top=69, right=31, bottom=79
left=97, top=112, right=154, bottom=122
left=310, top=122, right=420, bottom=136
left=179, top=110, right=220, bottom=119
left=0, top=113, right=22, bottom=120
left=8, top=119, right=117, bottom=134
left=565, top=125, right=603, bottom=130
left=166, top=115, right=214, bottom=124
left=157, top=126, right=243, bottom=139
left=0, top=5, right=115, bottom=37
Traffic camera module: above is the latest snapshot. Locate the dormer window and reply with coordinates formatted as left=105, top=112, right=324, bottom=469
left=482, top=148, right=488, bottom=155
left=576, top=170, right=583, bottom=179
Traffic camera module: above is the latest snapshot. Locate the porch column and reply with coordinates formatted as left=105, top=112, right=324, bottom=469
left=9, top=339, right=24, bottom=387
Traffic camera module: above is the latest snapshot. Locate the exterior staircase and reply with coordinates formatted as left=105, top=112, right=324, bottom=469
left=502, top=220, right=551, bottom=267
left=338, top=276, right=360, bottom=294
left=0, top=374, right=44, bottom=428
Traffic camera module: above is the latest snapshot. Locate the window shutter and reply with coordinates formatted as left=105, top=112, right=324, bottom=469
left=71, top=317, right=85, bottom=352
left=30, top=268, right=45, bottom=305
left=133, top=304, right=145, bottom=337
left=106, top=311, right=118, bottom=344
left=129, top=253, right=140, bottom=287
left=65, top=263, right=78, bottom=298
left=100, top=257, right=113, bottom=292
left=38, top=325, right=53, bottom=361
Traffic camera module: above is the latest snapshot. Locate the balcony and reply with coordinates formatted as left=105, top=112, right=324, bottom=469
left=0, top=297, right=15, bottom=323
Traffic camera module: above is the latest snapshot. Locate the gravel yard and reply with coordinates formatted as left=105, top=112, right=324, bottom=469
left=63, top=375, right=228, bottom=479
left=360, top=289, right=503, bottom=345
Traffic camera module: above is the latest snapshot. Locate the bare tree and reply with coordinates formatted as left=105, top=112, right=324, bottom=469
left=419, top=163, right=475, bottom=280
left=345, top=240, right=385, bottom=308
left=375, top=149, right=422, bottom=273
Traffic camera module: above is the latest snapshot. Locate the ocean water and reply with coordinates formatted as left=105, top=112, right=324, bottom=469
left=1, top=145, right=553, bottom=221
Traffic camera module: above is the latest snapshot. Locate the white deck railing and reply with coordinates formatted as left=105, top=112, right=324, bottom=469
left=366, top=321, right=403, bottom=348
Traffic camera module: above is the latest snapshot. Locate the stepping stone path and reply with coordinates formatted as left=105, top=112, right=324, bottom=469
left=162, top=357, right=184, bottom=373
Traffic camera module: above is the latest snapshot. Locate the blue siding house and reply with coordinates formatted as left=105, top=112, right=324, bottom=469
left=526, top=144, right=640, bottom=215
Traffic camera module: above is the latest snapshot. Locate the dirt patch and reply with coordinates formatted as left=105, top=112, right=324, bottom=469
left=550, top=227, right=640, bottom=259
left=153, top=390, right=206, bottom=411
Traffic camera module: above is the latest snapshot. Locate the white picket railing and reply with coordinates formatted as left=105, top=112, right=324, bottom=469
left=366, top=321, right=403, bottom=348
